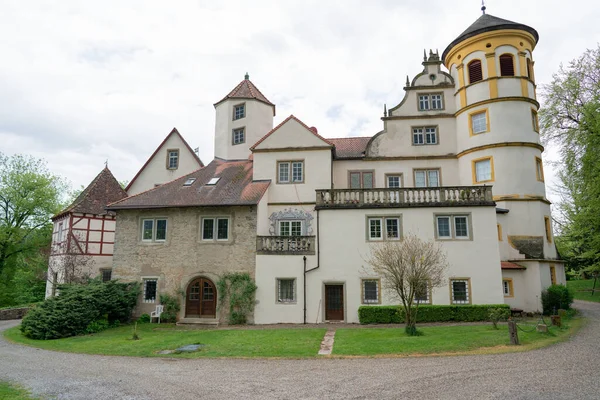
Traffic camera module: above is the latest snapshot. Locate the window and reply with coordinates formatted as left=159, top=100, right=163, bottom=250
left=550, top=265, right=557, bottom=285
left=207, top=177, right=220, bottom=185
left=531, top=109, right=539, bottom=132
left=279, top=220, right=302, bottom=236
left=141, top=218, right=167, bottom=242
left=143, top=279, right=157, bottom=303
left=468, top=59, right=483, bottom=84
left=277, top=278, right=296, bottom=303
left=435, top=214, right=471, bottom=240
left=367, top=216, right=401, bottom=241
left=450, top=279, right=471, bottom=304
left=535, top=157, right=544, bottom=182
left=57, top=222, right=64, bottom=243
left=349, top=171, right=374, bottom=189
left=386, top=174, right=403, bottom=188
left=232, top=128, right=245, bottom=145
left=412, top=127, right=437, bottom=145
left=101, top=269, right=112, bottom=282
left=362, top=279, right=380, bottom=304
left=183, top=178, right=196, bottom=186
left=472, top=157, right=494, bottom=183
left=418, top=93, right=444, bottom=111
left=167, top=149, right=179, bottom=170
left=415, top=281, right=430, bottom=304
left=497, top=224, right=503, bottom=241
left=278, top=161, right=304, bottom=184
left=470, top=110, right=488, bottom=135
left=233, top=103, right=245, bottom=120
left=544, top=216, right=552, bottom=243
left=503, top=279, right=514, bottom=297
left=527, top=58, right=534, bottom=80
left=414, top=169, right=440, bottom=187
left=499, top=54, right=515, bottom=76
left=202, top=217, right=230, bottom=241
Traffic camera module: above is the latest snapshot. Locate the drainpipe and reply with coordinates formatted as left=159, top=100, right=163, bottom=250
left=304, top=208, right=321, bottom=324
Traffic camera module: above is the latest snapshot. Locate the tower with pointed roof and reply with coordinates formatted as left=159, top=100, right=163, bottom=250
left=213, top=73, right=275, bottom=160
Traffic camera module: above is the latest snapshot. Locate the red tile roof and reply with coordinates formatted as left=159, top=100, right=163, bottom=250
left=329, top=137, right=371, bottom=159
left=501, top=261, right=526, bottom=270
left=250, top=115, right=334, bottom=151
left=53, top=167, right=128, bottom=220
left=108, top=159, right=270, bottom=210
left=214, top=76, right=276, bottom=115
left=125, top=128, right=204, bottom=192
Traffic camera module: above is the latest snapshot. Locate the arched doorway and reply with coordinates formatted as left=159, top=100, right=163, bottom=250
left=185, top=277, right=217, bottom=318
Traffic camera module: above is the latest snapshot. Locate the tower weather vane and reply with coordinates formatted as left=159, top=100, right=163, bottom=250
left=481, top=0, right=486, bottom=14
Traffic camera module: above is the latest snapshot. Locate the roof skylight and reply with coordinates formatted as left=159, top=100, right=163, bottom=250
left=183, top=178, right=196, bottom=186
left=206, top=177, right=220, bottom=186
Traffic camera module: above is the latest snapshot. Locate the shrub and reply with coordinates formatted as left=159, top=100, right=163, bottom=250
left=358, top=304, right=510, bottom=324
left=85, top=317, right=110, bottom=334
left=488, top=307, right=511, bottom=329
left=20, top=280, right=140, bottom=340
left=541, top=284, right=574, bottom=315
left=137, top=313, right=151, bottom=323
left=159, top=293, right=180, bottom=323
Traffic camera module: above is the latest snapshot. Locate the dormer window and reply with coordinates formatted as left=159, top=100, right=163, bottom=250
left=468, top=59, right=483, bottom=84
left=233, top=104, right=245, bottom=120
left=418, top=93, right=444, bottom=111
left=232, top=128, right=245, bottom=145
left=167, top=149, right=179, bottom=170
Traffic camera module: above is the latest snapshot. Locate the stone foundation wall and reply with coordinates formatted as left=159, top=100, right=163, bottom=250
left=0, top=307, right=30, bottom=320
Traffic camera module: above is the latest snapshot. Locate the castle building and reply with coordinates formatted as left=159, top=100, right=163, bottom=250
left=89, top=11, right=562, bottom=323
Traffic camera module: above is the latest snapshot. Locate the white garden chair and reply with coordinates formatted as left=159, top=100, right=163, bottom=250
left=150, top=305, right=164, bottom=324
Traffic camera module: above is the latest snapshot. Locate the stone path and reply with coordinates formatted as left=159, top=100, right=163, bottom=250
left=318, top=329, right=336, bottom=355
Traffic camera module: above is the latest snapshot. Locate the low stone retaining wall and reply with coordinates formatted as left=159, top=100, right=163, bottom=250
left=0, top=307, right=30, bottom=320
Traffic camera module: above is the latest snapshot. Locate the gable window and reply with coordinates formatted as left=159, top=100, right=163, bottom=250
left=499, top=54, right=515, bottom=76
left=141, top=218, right=167, bottom=242
left=535, top=157, right=544, bottom=182
left=278, top=161, right=304, bottom=184
left=277, top=278, right=296, bottom=303
left=418, top=93, right=444, bottom=111
left=414, top=169, right=440, bottom=188
left=233, top=103, right=245, bottom=120
left=544, top=216, right=552, bottom=243
left=367, top=216, right=401, bottom=241
left=202, top=217, right=229, bottom=241
left=450, top=278, right=471, bottom=304
left=470, top=110, right=489, bottom=135
left=415, top=281, right=430, bottom=304
left=413, top=127, right=438, bottom=145
left=468, top=59, right=483, bottom=84
left=472, top=157, right=494, bottom=183
left=349, top=171, right=374, bottom=189
left=362, top=279, right=380, bottom=304
left=101, top=269, right=112, bottom=282
left=167, top=149, right=179, bottom=170
left=435, top=214, right=471, bottom=240
left=531, top=109, right=539, bottom=132
left=143, top=279, right=157, bottom=303
left=279, top=220, right=302, bottom=236
left=232, top=128, right=245, bottom=145
left=503, top=279, right=514, bottom=297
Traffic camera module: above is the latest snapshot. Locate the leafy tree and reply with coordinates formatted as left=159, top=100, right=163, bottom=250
left=366, top=234, right=448, bottom=335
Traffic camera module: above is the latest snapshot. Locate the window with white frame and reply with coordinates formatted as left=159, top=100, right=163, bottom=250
left=418, top=93, right=444, bottom=111
left=503, top=279, right=513, bottom=297
left=143, top=279, right=157, bottom=303
left=414, top=169, right=440, bottom=187
left=435, top=215, right=470, bottom=240
left=362, top=279, right=380, bottom=304
left=167, top=149, right=179, bottom=170
left=473, top=157, right=493, bottom=183
left=470, top=111, right=488, bottom=134
left=279, top=220, right=302, bottom=236
left=278, top=161, right=304, bottom=183
left=368, top=217, right=401, bottom=241
left=450, top=279, right=470, bottom=304
left=201, top=217, right=229, bottom=241
left=386, top=174, right=402, bottom=188
left=414, top=281, right=430, bottom=304
left=233, top=104, right=245, bottom=120
left=232, top=128, right=245, bottom=145
left=412, top=127, right=437, bottom=145
left=57, top=222, right=64, bottom=244
left=141, top=218, right=167, bottom=242
left=277, top=278, right=296, bottom=303
left=349, top=171, right=374, bottom=189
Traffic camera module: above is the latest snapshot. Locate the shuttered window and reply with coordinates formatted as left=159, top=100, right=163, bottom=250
left=499, top=54, right=515, bottom=76
left=468, top=60, right=483, bottom=84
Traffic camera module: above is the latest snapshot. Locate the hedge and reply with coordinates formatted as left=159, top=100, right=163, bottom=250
left=358, top=304, right=510, bottom=324
left=541, top=284, right=573, bottom=315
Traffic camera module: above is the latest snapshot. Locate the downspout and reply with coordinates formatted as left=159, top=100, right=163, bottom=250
left=304, top=208, right=321, bottom=324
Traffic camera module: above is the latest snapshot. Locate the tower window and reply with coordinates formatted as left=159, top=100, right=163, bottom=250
left=545, top=216, right=552, bottom=243
left=499, top=54, right=515, bottom=76
left=536, top=157, right=545, bottom=182
left=167, top=149, right=179, bottom=170
left=468, top=59, right=483, bottom=84
left=232, top=128, right=245, bottom=145
left=531, top=109, right=539, bottom=132
left=472, top=157, right=494, bottom=183
left=233, top=104, right=245, bottom=120
left=527, top=58, right=534, bottom=81
left=470, top=110, right=489, bottom=135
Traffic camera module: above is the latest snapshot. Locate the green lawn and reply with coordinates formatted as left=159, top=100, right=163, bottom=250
left=4, top=324, right=326, bottom=358
left=0, top=382, right=37, bottom=400
left=567, top=279, right=600, bottom=303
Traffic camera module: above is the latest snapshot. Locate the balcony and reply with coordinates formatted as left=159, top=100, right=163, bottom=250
left=256, top=236, right=316, bottom=255
left=315, top=186, right=494, bottom=209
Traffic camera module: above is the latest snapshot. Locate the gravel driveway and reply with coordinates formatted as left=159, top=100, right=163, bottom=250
left=1, top=300, right=599, bottom=400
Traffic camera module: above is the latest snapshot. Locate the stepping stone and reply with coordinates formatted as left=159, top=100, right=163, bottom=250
left=175, top=344, right=205, bottom=353
left=318, top=330, right=336, bottom=355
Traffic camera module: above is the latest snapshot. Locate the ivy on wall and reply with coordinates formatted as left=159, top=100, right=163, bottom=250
left=217, top=272, right=257, bottom=325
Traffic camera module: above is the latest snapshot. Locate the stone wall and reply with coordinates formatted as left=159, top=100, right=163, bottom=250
left=0, top=307, right=30, bottom=320
left=112, top=206, right=257, bottom=322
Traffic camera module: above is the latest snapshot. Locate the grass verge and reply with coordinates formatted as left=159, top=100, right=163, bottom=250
left=0, top=382, right=37, bottom=400
left=567, top=279, right=600, bottom=303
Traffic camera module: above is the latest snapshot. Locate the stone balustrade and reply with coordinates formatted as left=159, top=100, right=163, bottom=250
left=256, top=236, right=316, bottom=255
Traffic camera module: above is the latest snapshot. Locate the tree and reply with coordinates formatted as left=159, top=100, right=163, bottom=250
left=540, top=46, right=600, bottom=276
left=366, top=234, right=448, bottom=335
left=0, top=153, right=67, bottom=276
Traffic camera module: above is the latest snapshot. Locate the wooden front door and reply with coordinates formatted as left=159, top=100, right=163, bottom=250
left=185, top=278, right=216, bottom=318
left=325, top=284, right=344, bottom=321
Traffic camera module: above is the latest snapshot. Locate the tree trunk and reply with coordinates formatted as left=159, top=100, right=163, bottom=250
left=404, top=307, right=418, bottom=336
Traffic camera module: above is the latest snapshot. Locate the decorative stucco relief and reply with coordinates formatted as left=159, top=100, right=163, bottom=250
left=268, top=208, right=314, bottom=235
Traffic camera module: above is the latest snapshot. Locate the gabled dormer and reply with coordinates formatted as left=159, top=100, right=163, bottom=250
left=214, top=74, right=275, bottom=161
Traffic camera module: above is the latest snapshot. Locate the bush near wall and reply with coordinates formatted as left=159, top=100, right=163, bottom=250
left=358, top=304, right=510, bottom=324
left=541, top=284, right=574, bottom=315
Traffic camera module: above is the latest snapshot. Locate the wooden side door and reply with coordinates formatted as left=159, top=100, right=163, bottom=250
left=200, top=279, right=216, bottom=317
left=325, top=284, right=344, bottom=321
left=186, top=279, right=201, bottom=317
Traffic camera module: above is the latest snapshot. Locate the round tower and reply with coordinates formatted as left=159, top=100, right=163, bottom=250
left=443, top=12, right=557, bottom=262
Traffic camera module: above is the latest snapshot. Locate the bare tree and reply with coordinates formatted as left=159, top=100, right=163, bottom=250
left=47, top=242, right=94, bottom=296
left=366, top=234, right=448, bottom=335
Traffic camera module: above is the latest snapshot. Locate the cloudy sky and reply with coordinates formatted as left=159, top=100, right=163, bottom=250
left=1, top=0, right=598, bottom=201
